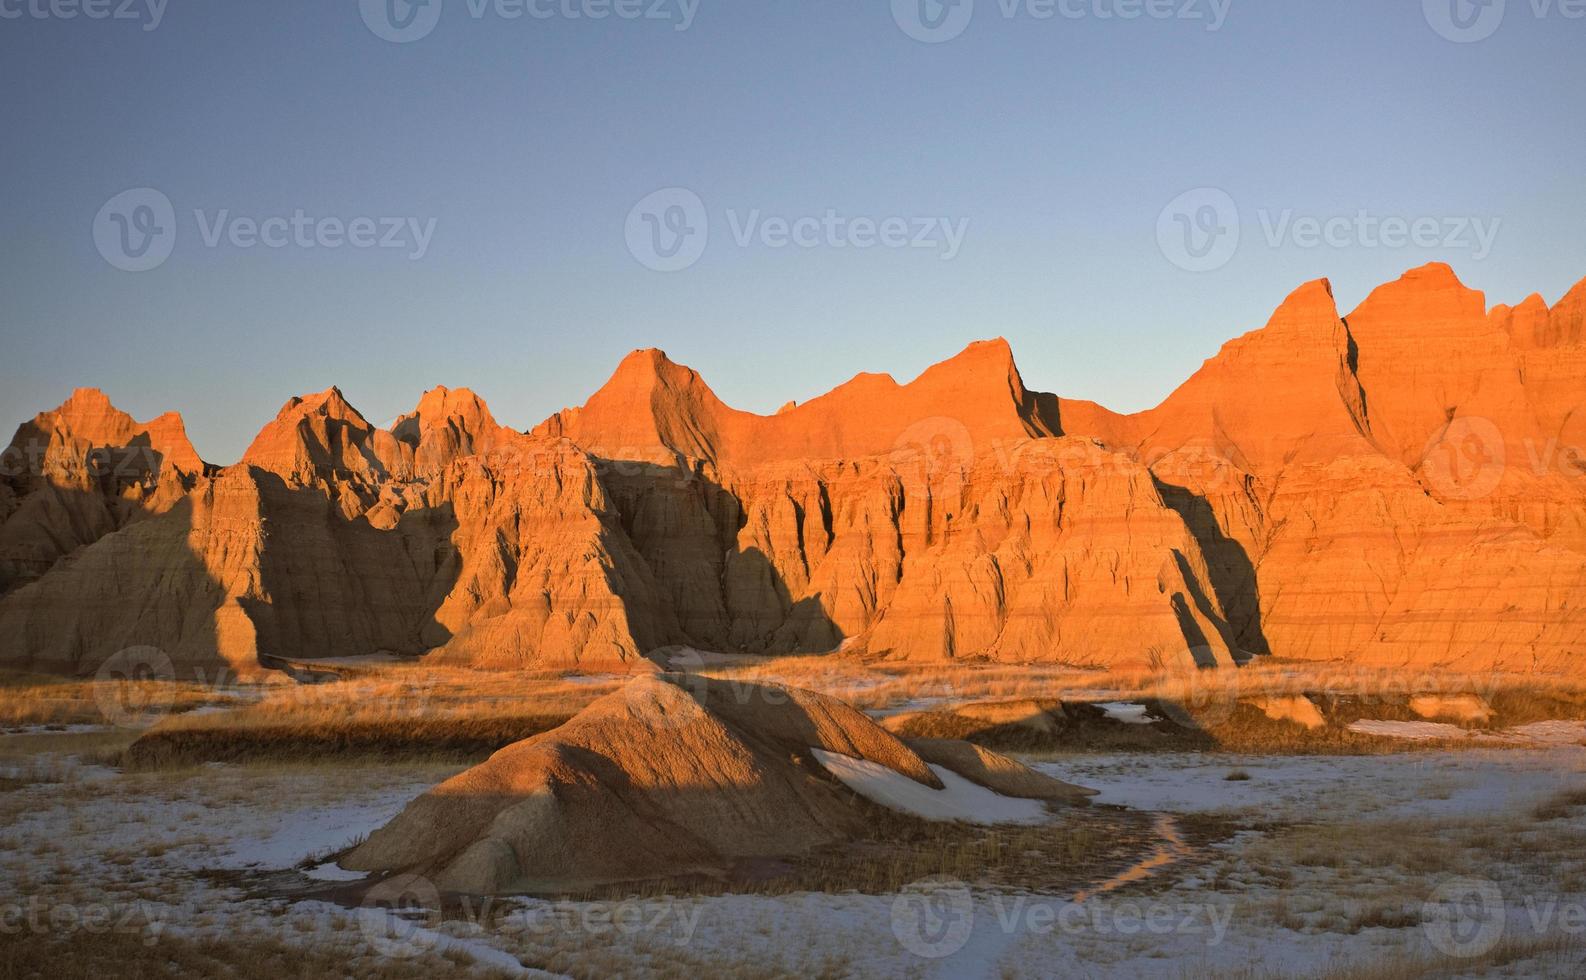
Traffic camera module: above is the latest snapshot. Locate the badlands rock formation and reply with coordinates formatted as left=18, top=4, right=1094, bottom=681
left=342, top=675, right=1085, bottom=892
left=0, top=262, right=1582, bottom=676
left=0, top=388, right=205, bottom=595
left=1055, top=265, right=1586, bottom=670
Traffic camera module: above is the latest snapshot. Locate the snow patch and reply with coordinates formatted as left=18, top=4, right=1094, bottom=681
left=304, top=861, right=367, bottom=882
left=810, top=749, right=1048, bottom=824
left=1347, top=719, right=1463, bottom=740
left=1501, top=720, right=1586, bottom=745
left=1096, top=702, right=1154, bottom=724
left=212, top=790, right=420, bottom=872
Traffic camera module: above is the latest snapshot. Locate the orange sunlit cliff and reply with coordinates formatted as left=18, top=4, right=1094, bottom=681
left=2, top=263, right=1584, bottom=678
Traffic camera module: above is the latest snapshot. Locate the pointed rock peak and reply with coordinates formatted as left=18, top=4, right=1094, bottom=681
left=621, top=347, right=672, bottom=368
left=136, top=412, right=206, bottom=473
left=1368, top=262, right=1475, bottom=298
left=59, top=387, right=116, bottom=413
left=33, top=387, right=138, bottom=442
left=1348, top=262, right=1487, bottom=328
left=273, top=386, right=370, bottom=427
left=393, top=386, right=501, bottom=447
left=601, top=347, right=704, bottom=393
left=1491, top=292, right=1548, bottom=320
left=1288, top=277, right=1335, bottom=305
left=905, top=337, right=1038, bottom=407
left=1554, top=274, right=1586, bottom=312
left=917, top=337, right=1020, bottom=381
left=578, top=348, right=727, bottom=424
left=410, top=385, right=492, bottom=422
left=1546, top=273, right=1586, bottom=347
left=937, top=337, right=1016, bottom=368
left=1265, top=278, right=1341, bottom=331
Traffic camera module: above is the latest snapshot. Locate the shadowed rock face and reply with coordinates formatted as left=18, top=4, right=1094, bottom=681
left=342, top=675, right=1086, bottom=893
left=0, top=388, right=205, bottom=596
left=1, top=263, right=1584, bottom=676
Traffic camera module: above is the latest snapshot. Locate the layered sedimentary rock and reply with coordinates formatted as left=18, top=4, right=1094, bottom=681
left=553, top=342, right=1237, bottom=669
left=1052, top=265, right=1586, bottom=671
left=0, top=388, right=670, bottom=678
left=1, top=262, right=1582, bottom=677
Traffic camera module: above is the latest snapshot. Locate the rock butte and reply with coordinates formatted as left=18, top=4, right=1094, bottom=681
left=2, top=262, right=1584, bottom=678
left=342, top=674, right=1088, bottom=893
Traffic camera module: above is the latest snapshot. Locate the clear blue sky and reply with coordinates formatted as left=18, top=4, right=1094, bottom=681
left=3, top=0, right=1583, bottom=463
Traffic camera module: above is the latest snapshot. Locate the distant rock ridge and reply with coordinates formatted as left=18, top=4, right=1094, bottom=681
left=532, top=337, right=1058, bottom=468
left=2, top=262, right=1584, bottom=678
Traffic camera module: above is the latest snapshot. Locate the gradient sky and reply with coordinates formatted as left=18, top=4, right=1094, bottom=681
left=2, top=0, right=1584, bottom=463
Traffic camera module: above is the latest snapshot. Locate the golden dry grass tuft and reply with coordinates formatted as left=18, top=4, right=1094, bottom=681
left=0, top=669, right=236, bottom=729
left=119, top=667, right=616, bottom=769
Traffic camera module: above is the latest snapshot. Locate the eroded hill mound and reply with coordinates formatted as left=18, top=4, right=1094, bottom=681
left=341, top=674, right=1087, bottom=893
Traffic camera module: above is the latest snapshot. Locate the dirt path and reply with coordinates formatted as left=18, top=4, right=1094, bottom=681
left=1069, top=812, right=1190, bottom=903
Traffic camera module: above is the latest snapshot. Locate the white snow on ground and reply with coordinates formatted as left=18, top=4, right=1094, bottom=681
left=1095, top=701, right=1154, bottom=724
left=304, top=861, right=367, bottom=882
left=1035, top=747, right=1586, bottom=820
left=8, top=731, right=1586, bottom=976
left=289, top=902, right=565, bottom=978
left=1347, top=719, right=1465, bottom=740
left=810, top=749, right=1048, bottom=824
left=210, top=785, right=423, bottom=872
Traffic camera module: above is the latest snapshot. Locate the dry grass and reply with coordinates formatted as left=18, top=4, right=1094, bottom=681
left=1313, top=933, right=1586, bottom=979
left=712, top=658, right=1586, bottom=755
left=0, top=919, right=523, bottom=980
left=7, top=658, right=1584, bottom=773
left=0, top=669, right=237, bottom=729
left=120, top=667, right=616, bottom=770
left=1532, top=786, right=1586, bottom=822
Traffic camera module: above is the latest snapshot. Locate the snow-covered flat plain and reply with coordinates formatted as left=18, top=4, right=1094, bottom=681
left=4, top=732, right=1586, bottom=977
